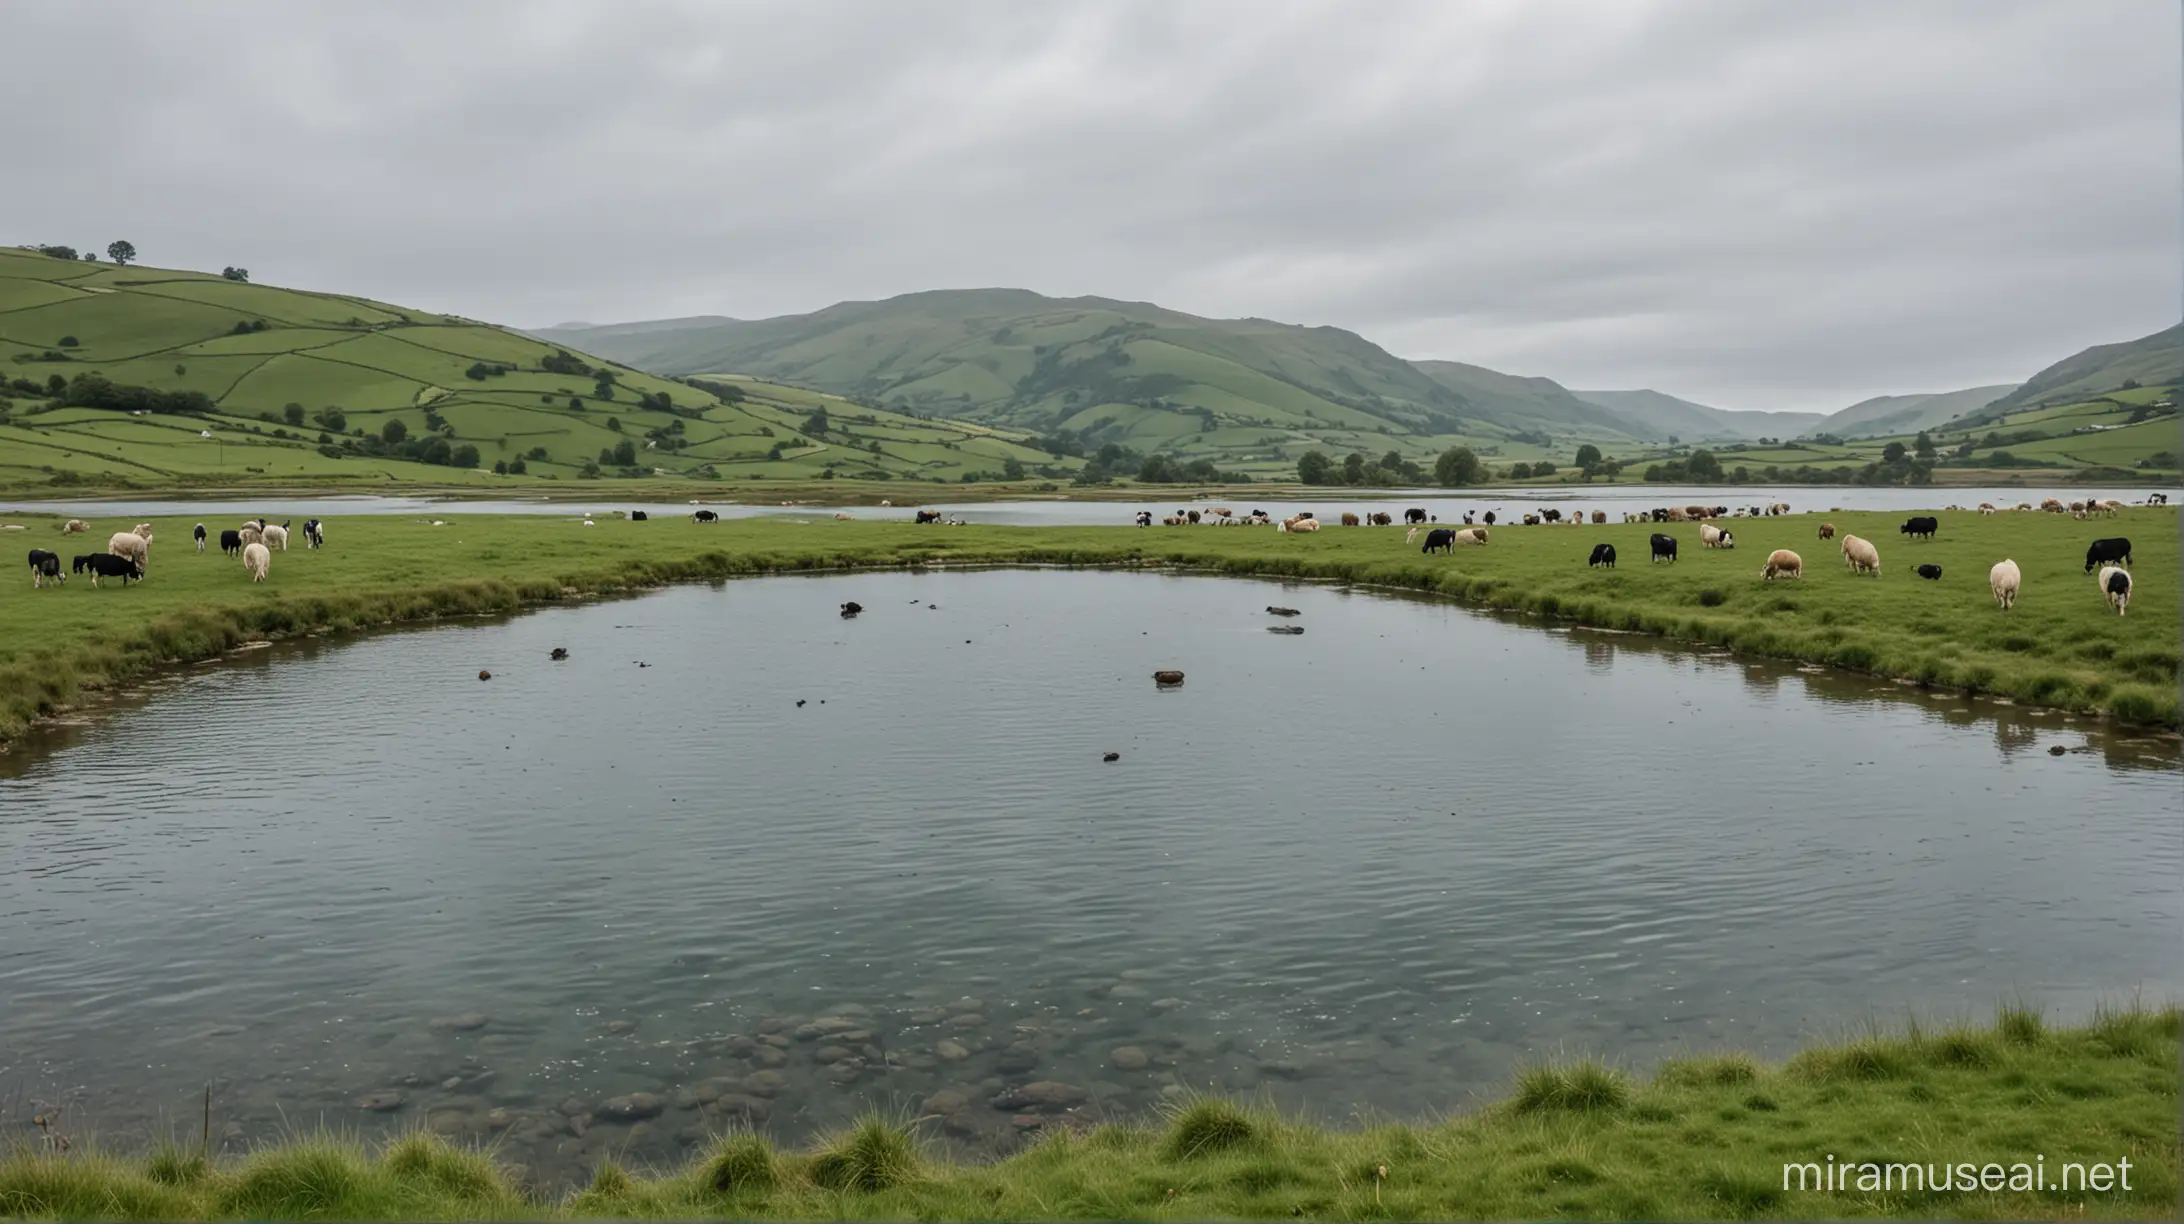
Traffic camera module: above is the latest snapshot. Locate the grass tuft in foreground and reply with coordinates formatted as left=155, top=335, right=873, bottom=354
left=2, top=1004, right=2173, bottom=1219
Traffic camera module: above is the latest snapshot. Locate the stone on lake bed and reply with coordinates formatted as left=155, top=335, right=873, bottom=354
left=742, top=1069, right=789, bottom=1097
left=815, top=1044, right=855, bottom=1064
left=749, top=1045, right=788, bottom=1067
left=604, top=1019, right=636, bottom=1035
left=935, top=1039, right=971, bottom=1061
left=426, top=1108, right=472, bottom=1135
left=597, top=1092, right=665, bottom=1121
left=996, top=1043, right=1041, bottom=1074
left=989, top=1081, right=1088, bottom=1112
left=705, top=1093, right=771, bottom=1122
left=948, top=1011, right=987, bottom=1029
left=356, top=1090, right=405, bottom=1112
left=921, top=1089, right=970, bottom=1115
left=429, top=1012, right=490, bottom=1032
left=946, top=996, right=986, bottom=1013
left=1149, top=997, right=1185, bottom=1011
left=1109, top=1046, right=1150, bottom=1071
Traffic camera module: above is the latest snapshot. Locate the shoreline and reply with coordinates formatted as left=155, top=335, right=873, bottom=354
left=4, top=1005, right=2174, bottom=1219
left=2, top=511, right=2175, bottom=755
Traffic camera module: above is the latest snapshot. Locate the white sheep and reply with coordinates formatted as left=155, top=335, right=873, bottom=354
left=238, top=526, right=263, bottom=548
left=1453, top=527, right=1487, bottom=545
left=243, top=541, right=271, bottom=582
left=1840, top=534, right=1880, bottom=576
left=1700, top=523, right=1733, bottom=549
left=1761, top=549, right=1802, bottom=580
left=108, top=531, right=150, bottom=568
left=63, top=519, right=88, bottom=534
left=1287, top=517, right=1321, bottom=533
left=131, top=522, right=154, bottom=539
left=1989, top=559, right=2021, bottom=609
left=261, top=523, right=289, bottom=551
left=2097, top=565, right=2131, bottom=615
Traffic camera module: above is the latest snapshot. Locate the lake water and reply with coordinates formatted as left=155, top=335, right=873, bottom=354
left=0, top=570, right=2176, bottom=1186
left=4, top=484, right=2174, bottom=527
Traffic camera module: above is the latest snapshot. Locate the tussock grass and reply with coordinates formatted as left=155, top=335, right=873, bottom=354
left=3, top=505, right=2175, bottom=753
left=11, top=1004, right=2169, bottom=1219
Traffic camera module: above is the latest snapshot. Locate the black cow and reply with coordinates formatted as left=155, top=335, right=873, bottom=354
left=81, top=553, right=143, bottom=587
left=1404, top=507, right=1428, bottom=525
left=193, top=523, right=207, bottom=553
left=1900, top=516, right=1938, bottom=540
left=1650, top=533, right=1678, bottom=563
left=1916, top=564, right=1943, bottom=580
left=220, top=529, right=243, bottom=557
left=693, top=509, right=720, bottom=523
left=1588, top=543, right=1616, bottom=569
left=2084, top=538, right=2132, bottom=572
left=914, top=509, right=943, bottom=524
left=630, top=511, right=648, bottom=522
left=1420, top=528, right=1456, bottom=554
left=1482, top=510, right=1497, bottom=526
left=28, top=549, right=63, bottom=587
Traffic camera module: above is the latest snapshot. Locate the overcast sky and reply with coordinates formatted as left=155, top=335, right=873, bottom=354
left=8, top=1, right=2178, bottom=412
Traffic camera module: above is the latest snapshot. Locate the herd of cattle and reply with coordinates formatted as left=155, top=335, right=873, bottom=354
left=24, top=516, right=326, bottom=590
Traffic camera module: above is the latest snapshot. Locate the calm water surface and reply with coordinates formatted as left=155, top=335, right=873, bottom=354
left=5, top=484, right=2174, bottom=526
left=0, top=571, right=2176, bottom=1183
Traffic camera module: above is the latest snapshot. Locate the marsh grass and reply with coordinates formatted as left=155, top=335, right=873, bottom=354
left=2, top=506, right=2175, bottom=752
left=6, top=1004, right=2170, bottom=1219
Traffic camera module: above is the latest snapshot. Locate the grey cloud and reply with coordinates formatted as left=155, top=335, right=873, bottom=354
left=6, top=0, right=2175, bottom=411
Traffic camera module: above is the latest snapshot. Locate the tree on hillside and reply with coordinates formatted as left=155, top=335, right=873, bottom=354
left=1003, top=457, right=1025, bottom=481
left=606, top=416, right=623, bottom=432
left=1342, top=453, right=1368, bottom=485
left=452, top=444, right=481, bottom=469
left=1882, top=440, right=1908, bottom=463
left=1296, top=450, right=1332, bottom=485
left=1685, top=448, right=1723, bottom=480
left=1508, top=462, right=1533, bottom=479
left=1574, top=443, right=1602, bottom=469
left=805, top=406, right=831, bottom=436
left=1913, top=430, right=1936, bottom=459
left=221, top=266, right=249, bottom=282
left=284, top=403, right=306, bottom=426
left=610, top=439, right=637, bottom=467
left=381, top=418, right=408, bottom=445
left=106, top=240, right=135, bottom=266
left=35, top=245, right=77, bottom=260
left=1434, top=446, right=1481, bottom=486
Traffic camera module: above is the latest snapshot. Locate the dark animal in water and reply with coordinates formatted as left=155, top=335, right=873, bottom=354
left=1152, top=670, right=1185, bottom=686
left=549, top=647, right=569, bottom=660
left=1103, top=751, right=1121, bottom=762
left=478, top=670, right=491, bottom=681
left=1266, top=606, right=1300, bottom=616
left=2083, top=538, right=2132, bottom=572
left=1267, top=624, right=1304, bottom=635
left=1916, top=564, right=1943, bottom=580
left=1588, top=543, right=1616, bottom=569
left=1650, top=533, right=1678, bottom=563
left=840, top=601, right=863, bottom=617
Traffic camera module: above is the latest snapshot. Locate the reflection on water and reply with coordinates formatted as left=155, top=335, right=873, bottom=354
left=0, top=571, right=2175, bottom=1188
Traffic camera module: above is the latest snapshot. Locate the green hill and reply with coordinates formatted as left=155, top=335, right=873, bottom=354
left=1968, top=322, right=2182, bottom=420
left=1569, top=388, right=1825, bottom=441
left=536, top=290, right=1649, bottom=471
left=0, top=250, right=1064, bottom=490
left=1408, top=361, right=1646, bottom=440
left=1800, top=384, right=2020, bottom=440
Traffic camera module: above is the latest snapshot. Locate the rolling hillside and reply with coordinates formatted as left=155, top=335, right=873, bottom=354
left=1570, top=388, right=1825, bottom=441
left=0, top=250, right=1065, bottom=490
left=1968, top=322, right=2182, bottom=419
left=1799, top=384, right=2020, bottom=440
left=536, top=290, right=1649, bottom=470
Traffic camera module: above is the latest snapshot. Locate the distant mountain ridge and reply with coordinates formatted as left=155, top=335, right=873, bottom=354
left=1570, top=388, right=1824, bottom=441
left=1801, top=384, right=2020, bottom=439
left=1972, top=322, right=2181, bottom=419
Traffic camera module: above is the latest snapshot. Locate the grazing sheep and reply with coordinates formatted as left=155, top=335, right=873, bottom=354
left=1916, top=564, right=1943, bottom=580
left=238, top=526, right=262, bottom=548
left=695, top=509, right=721, bottom=523
left=2040, top=498, right=2063, bottom=513
left=1451, top=527, right=1487, bottom=546
left=834, top=513, right=853, bottom=521
left=1771, top=503, right=1790, bottom=516
left=1366, top=511, right=1391, bottom=526
left=1591, top=510, right=1607, bottom=524
left=80, top=553, right=143, bottom=587
left=1840, top=534, right=1880, bottom=576
left=262, top=523, right=289, bottom=551
left=2096, top=499, right=2122, bottom=516
left=107, top=531, right=150, bottom=569
left=1978, top=503, right=1996, bottom=515
left=1288, top=517, right=1320, bottom=533
left=1211, top=507, right=1232, bottom=519
left=1340, top=512, right=1360, bottom=527
left=1588, top=542, right=1616, bottom=568
left=1664, top=507, right=1689, bottom=522
left=1650, top=533, right=1678, bottom=563
left=2097, top=565, right=2132, bottom=615
left=193, top=523, right=207, bottom=552
left=1817, top=522, right=1836, bottom=540
left=1989, top=559, right=2021, bottom=609
left=242, top=541, right=270, bottom=582
left=1761, top=549, right=1802, bottom=580
left=1699, top=523, right=1730, bottom=548
left=2083, top=538, right=2133, bottom=572
left=220, top=529, right=243, bottom=557
left=62, top=519, right=88, bottom=534
left=130, top=523, right=153, bottom=539
left=303, top=519, right=324, bottom=548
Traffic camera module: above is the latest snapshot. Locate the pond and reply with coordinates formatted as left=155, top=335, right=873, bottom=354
left=4, top=484, right=2175, bottom=527
left=0, top=570, right=2175, bottom=1187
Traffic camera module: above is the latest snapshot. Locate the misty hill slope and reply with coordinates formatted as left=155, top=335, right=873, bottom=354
left=1802, top=384, right=2019, bottom=440
left=1571, top=388, right=1824, bottom=441
left=1970, top=323, right=2182, bottom=419
left=1410, top=362, right=1646, bottom=440
left=539, top=290, right=1650, bottom=456
left=0, top=249, right=1058, bottom=488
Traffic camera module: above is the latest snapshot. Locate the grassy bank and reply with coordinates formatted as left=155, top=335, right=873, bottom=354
left=1, top=505, right=2176, bottom=751
left=3, top=1005, right=2174, bottom=1219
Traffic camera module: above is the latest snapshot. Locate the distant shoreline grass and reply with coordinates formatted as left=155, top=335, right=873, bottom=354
left=3, top=1004, right=2174, bottom=1219
left=1, top=506, right=2175, bottom=753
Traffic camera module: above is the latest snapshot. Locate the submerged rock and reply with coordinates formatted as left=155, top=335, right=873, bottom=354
left=430, top=1012, right=490, bottom=1033
left=356, top=1090, right=406, bottom=1113
left=596, top=1092, right=665, bottom=1122
left=1108, top=1046, right=1150, bottom=1072
left=988, top=1081, right=1087, bottom=1112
